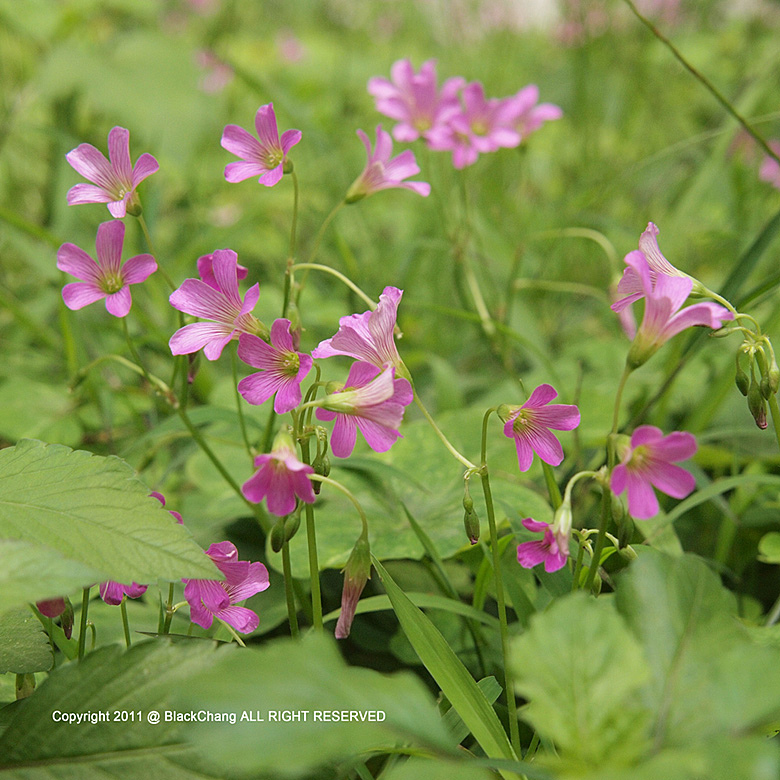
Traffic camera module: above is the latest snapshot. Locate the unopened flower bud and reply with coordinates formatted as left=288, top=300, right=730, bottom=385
left=270, top=517, right=286, bottom=553
left=284, top=511, right=301, bottom=542
left=748, top=379, right=768, bottom=429
left=311, top=453, right=330, bottom=495
left=283, top=158, right=294, bottom=174
left=617, top=512, right=634, bottom=550
left=463, top=504, right=480, bottom=546
left=735, top=363, right=750, bottom=396
left=611, top=492, right=626, bottom=525
left=768, top=358, right=780, bottom=395
left=60, top=598, right=74, bottom=640
left=761, top=374, right=773, bottom=400
left=617, top=544, right=638, bottom=561
left=335, top=533, right=371, bottom=640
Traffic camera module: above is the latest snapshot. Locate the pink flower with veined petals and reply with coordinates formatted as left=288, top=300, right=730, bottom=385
left=367, top=59, right=465, bottom=143
left=57, top=221, right=157, bottom=318
left=221, top=103, right=301, bottom=186
left=242, top=438, right=316, bottom=516
left=759, top=141, right=780, bottom=190
left=611, top=426, right=697, bottom=519
left=346, top=127, right=430, bottom=203
left=169, top=249, right=266, bottom=360
left=66, top=127, right=159, bottom=218
left=183, top=542, right=270, bottom=634
left=312, top=286, right=403, bottom=369
left=506, top=84, right=563, bottom=140
left=237, top=320, right=313, bottom=414
left=500, top=384, right=580, bottom=472
left=516, top=518, right=568, bottom=573
left=426, top=82, right=521, bottom=169
left=196, top=252, right=248, bottom=291
left=624, top=250, right=733, bottom=368
left=612, top=223, right=692, bottom=313
left=99, top=581, right=148, bottom=606
left=315, top=362, right=413, bottom=458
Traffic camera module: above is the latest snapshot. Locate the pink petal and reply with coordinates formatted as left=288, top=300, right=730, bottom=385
left=357, top=417, right=401, bottom=453
left=95, top=220, right=125, bottom=275
left=238, top=372, right=279, bottom=406
left=524, top=425, right=564, bottom=467
left=221, top=124, right=263, bottom=161
left=122, top=254, right=157, bottom=284
left=280, top=128, right=302, bottom=155
left=57, top=243, right=101, bottom=282
left=66, top=183, right=114, bottom=206
left=330, top=415, right=358, bottom=458
left=105, top=287, right=132, bottom=318
left=65, top=143, right=113, bottom=189
left=131, top=153, right=159, bottom=186
left=62, top=282, right=106, bottom=310
left=169, top=322, right=234, bottom=356
left=227, top=561, right=270, bottom=602
left=106, top=199, right=129, bottom=219
left=523, top=384, right=558, bottom=408
left=216, top=605, right=259, bottom=633
left=107, top=127, right=132, bottom=182
left=649, top=430, right=697, bottom=462
left=517, top=540, right=550, bottom=569
left=254, top=104, right=281, bottom=149
left=259, top=164, right=284, bottom=187
left=225, top=161, right=267, bottom=183
left=522, top=518, right=550, bottom=533
left=645, top=461, right=695, bottom=499
left=270, top=318, right=295, bottom=352
left=273, top=377, right=304, bottom=414
left=661, top=302, right=733, bottom=341
left=625, top=470, right=660, bottom=519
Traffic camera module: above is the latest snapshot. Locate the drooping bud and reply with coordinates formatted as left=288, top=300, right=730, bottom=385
left=60, top=598, right=75, bottom=640
left=270, top=517, right=287, bottom=553
left=463, top=493, right=480, bottom=545
left=748, top=379, right=768, bottom=429
left=551, top=498, right=573, bottom=556
left=335, top=532, right=371, bottom=640
left=768, top=355, right=780, bottom=395
left=735, top=358, right=750, bottom=396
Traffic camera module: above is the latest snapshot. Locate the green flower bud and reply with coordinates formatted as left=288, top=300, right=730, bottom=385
left=283, top=158, right=294, bottom=174
left=761, top=374, right=773, bottom=401
left=61, top=597, right=74, bottom=640
left=283, top=511, right=301, bottom=543
left=463, top=506, right=480, bottom=545
left=748, top=379, right=768, bottom=430
left=735, top=363, right=750, bottom=396
left=270, top=517, right=287, bottom=553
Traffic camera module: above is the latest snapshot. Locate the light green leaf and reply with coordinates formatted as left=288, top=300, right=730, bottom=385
left=0, top=440, right=220, bottom=600
left=0, top=609, right=52, bottom=675
left=178, top=633, right=454, bottom=777
left=511, top=592, right=651, bottom=770
left=0, top=640, right=227, bottom=778
left=758, top=532, right=780, bottom=564
left=383, top=758, right=496, bottom=780
left=372, top=557, right=517, bottom=771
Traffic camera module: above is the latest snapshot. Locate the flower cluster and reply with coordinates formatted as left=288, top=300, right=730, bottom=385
left=369, top=59, right=562, bottom=169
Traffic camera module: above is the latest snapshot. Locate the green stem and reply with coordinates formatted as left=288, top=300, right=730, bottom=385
left=120, top=598, right=132, bottom=648
left=289, top=169, right=299, bottom=260
left=415, top=391, right=477, bottom=471
left=121, top=317, right=154, bottom=390
left=136, top=213, right=175, bottom=291
left=622, top=0, right=780, bottom=169
left=291, top=263, right=376, bottom=311
left=77, top=587, right=91, bottom=661
left=768, top=395, right=780, bottom=453
left=232, top=349, right=254, bottom=459
left=299, top=436, right=323, bottom=631
left=309, top=474, right=368, bottom=535
left=611, top=364, right=633, bottom=435
left=162, top=583, right=175, bottom=635
left=541, top=462, right=563, bottom=510
left=294, top=200, right=346, bottom=305
left=571, top=537, right=586, bottom=591
left=479, top=409, right=521, bottom=756
left=281, top=540, right=300, bottom=639
left=583, top=486, right=612, bottom=592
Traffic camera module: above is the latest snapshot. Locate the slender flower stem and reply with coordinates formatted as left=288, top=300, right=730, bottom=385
left=291, top=263, right=377, bottom=311
left=611, top=364, right=633, bottom=435
left=121, top=317, right=154, bottom=390
left=479, top=408, right=521, bottom=755
left=77, top=587, right=91, bottom=661
left=281, top=540, right=300, bottom=639
left=294, top=200, right=347, bottom=305
left=571, top=537, right=586, bottom=591
left=136, top=213, right=175, bottom=291
left=768, top=395, right=780, bottom=453
left=289, top=169, right=299, bottom=261
left=415, top=391, right=477, bottom=472
left=120, top=598, right=132, bottom=648
left=162, top=583, right=176, bottom=635
left=622, top=0, right=780, bottom=169
left=231, top=349, right=254, bottom=460
left=309, top=474, right=368, bottom=535
left=299, top=436, right=323, bottom=631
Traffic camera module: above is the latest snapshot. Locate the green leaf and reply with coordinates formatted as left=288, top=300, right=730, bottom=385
left=442, top=676, right=503, bottom=744
left=758, top=532, right=780, bottom=564
left=511, top=592, right=651, bottom=770
left=615, top=551, right=780, bottom=748
left=0, top=609, right=52, bottom=674
left=0, top=440, right=219, bottom=605
left=372, top=557, right=517, bottom=768
left=0, top=541, right=102, bottom=616
left=177, top=633, right=454, bottom=777
left=0, top=640, right=227, bottom=777
left=382, top=758, right=496, bottom=780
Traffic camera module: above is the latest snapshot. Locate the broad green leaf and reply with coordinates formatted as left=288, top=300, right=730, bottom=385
left=0, top=610, right=52, bottom=675
left=178, top=633, right=454, bottom=777
left=0, top=440, right=220, bottom=599
left=0, top=540, right=102, bottom=616
left=615, top=551, right=780, bottom=748
left=372, top=557, right=517, bottom=771
left=383, top=758, right=495, bottom=780
left=0, top=379, right=80, bottom=446
left=0, top=640, right=227, bottom=778
left=511, top=592, right=651, bottom=770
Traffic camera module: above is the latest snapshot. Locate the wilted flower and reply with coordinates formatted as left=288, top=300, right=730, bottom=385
left=183, top=542, right=270, bottom=634
left=57, top=221, right=157, bottom=318
left=367, top=59, right=464, bottom=142
left=65, top=126, right=159, bottom=218
left=499, top=384, right=580, bottom=472
left=221, top=103, right=301, bottom=186
left=335, top=532, right=371, bottom=639
left=169, top=249, right=267, bottom=360
left=346, top=127, right=430, bottom=202
left=315, top=362, right=413, bottom=457
left=610, top=425, right=697, bottom=519
left=312, top=286, right=404, bottom=370
left=237, top=320, right=313, bottom=414
left=242, top=432, right=316, bottom=516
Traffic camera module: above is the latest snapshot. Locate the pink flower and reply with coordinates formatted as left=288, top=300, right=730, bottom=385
left=57, top=221, right=157, bottom=318
left=65, top=127, right=159, bottom=218
left=169, top=249, right=266, bottom=360
left=612, top=223, right=692, bottom=313
left=36, top=598, right=67, bottom=618
left=346, top=127, right=430, bottom=203
left=99, top=581, right=148, bottom=606
left=237, top=320, right=313, bottom=414
left=242, top=437, right=316, bottom=516
left=499, top=384, right=580, bottom=472
left=426, top=82, right=521, bottom=169
left=610, top=426, right=697, bottom=519
left=367, top=59, right=464, bottom=142
left=506, top=84, right=563, bottom=139
left=221, top=104, right=301, bottom=186
left=759, top=141, right=780, bottom=190
left=312, top=286, right=403, bottom=369
left=196, top=253, right=248, bottom=291
left=516, top=518, right=568, bottom=573
left=623, top=250, right=733, bottom=368
left=183, top=542, right=270, bottom=634
left=315, top=362, right=413, bottom=458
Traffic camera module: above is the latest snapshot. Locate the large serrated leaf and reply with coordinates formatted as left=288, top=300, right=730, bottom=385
left=0, top=440, right=220, bottom=602
left=0, top=609, right=52, bottom=675
left=0, top=640, right=228, bottom=778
